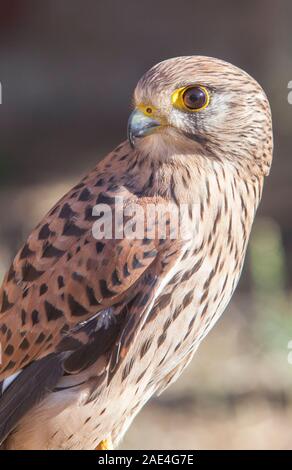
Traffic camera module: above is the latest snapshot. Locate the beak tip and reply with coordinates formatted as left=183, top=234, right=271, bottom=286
left=127, top=109, right=160, bottom=147
left=128, top=134, right=135, bottom=149
left=127, top=122, right=135, bottom=148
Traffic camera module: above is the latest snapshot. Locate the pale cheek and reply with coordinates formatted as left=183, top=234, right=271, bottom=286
left=205, top=93, right=236, bottom=131
left=168, top=110, right=195, bottom=133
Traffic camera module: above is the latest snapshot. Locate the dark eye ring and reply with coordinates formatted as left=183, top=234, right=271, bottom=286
left=182, top=86, right=209, bottom=111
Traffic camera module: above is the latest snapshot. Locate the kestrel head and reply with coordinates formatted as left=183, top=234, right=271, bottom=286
left=128, top=56, right=273, bottom=175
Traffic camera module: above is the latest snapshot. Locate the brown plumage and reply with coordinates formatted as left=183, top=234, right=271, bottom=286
left=0, top=56, right=273, bottom=449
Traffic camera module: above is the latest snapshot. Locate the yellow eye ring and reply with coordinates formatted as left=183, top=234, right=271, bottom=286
left=171, top=85, right=210, bottom=112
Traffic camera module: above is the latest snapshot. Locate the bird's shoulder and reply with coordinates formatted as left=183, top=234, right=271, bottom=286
left=0, top=141, right=186, bottom=380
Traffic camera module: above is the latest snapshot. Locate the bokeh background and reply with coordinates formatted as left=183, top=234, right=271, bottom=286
left=0, top=0, right=292, bottom=449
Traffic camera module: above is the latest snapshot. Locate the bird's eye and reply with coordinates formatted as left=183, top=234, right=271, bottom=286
left=183, top=86, right=208, bottom=110
left=172, top=85, right=210, bottom=112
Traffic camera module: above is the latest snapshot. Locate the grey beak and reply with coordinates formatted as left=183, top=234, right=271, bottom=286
left=127, top=109, right=161, bottom=148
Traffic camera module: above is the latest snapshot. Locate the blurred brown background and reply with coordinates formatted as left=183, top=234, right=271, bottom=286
left=0, top=0, right=292, bottom=449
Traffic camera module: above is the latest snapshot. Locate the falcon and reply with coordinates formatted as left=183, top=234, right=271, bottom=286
left=0, top=56, right=273, bottom=450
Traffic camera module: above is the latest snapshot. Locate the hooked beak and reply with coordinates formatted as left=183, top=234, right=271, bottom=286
left=127, top=109, right=161, bottom=148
